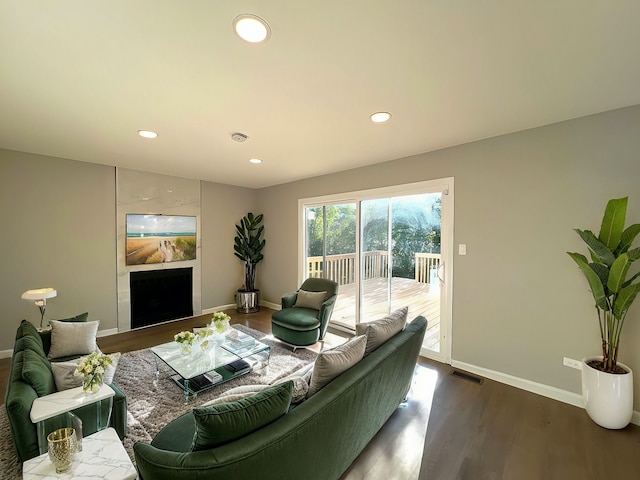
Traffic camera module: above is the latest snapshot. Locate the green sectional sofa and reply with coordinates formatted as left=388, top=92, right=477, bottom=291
left=134, top=315, right=427, bottom=480
left=5, top=320, right=127, bottom=462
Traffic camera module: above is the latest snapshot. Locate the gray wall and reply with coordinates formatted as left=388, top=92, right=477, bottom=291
left=200, top=181, right=257, bottom=308
left=256, top=105, right=640, bottom=409
left=2, top=105, right=639, bottom=410
left=0, top=149, right=258, bottom=351
left=1, top=149, right=117, bottom=341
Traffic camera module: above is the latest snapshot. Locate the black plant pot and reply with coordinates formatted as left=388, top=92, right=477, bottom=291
left=236, top=290, right=260, bottom=314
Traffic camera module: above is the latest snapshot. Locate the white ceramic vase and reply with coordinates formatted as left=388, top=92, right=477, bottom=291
left=581, top=356, right=633, bottom=429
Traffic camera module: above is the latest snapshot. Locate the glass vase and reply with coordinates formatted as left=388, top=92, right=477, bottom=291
left=200, top=339, right=211, bottom=352
left=180, top=343, right=192, bottom=355
left=82, top=373, right=103, bottom=394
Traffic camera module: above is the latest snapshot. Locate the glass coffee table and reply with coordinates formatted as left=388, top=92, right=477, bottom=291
left=151, top=327, right=270, bottom=402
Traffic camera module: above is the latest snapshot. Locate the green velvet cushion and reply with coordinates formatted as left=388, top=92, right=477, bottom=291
left=21, top=349, right=56, bottom=396
left=191, top=381, right=293, bottom=451
left=15, top=320, right=40, bottom=341
left=272, top=308, right=321, bottom=330
left=151, top=411, right=197, bottom=453
left=14, top=334, right=47, bottom=358
left=56, top=312, right=89, bottom=323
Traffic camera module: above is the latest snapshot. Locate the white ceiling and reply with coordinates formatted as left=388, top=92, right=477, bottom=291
left=1, top=1, right=639, bottom=189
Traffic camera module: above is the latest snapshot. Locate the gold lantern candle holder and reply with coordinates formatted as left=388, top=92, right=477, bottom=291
left=47, top=427, right=78, bottom=474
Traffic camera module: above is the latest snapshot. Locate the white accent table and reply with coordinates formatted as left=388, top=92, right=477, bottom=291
left=22, top=427, right=136, bottom=480
left=30, top=384, right=115, bottom=454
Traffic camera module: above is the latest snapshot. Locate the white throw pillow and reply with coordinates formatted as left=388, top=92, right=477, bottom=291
left=50, top=351, right=120, bottom=390
left=270, top=363, right=314, bottom=404
left=51, top=359, right=85, bottom=391
left=355, top=306, right=409, bottom=355
left=307, top=335, right=366, bottom=398
left=294, top=290, right=327, bottom=310
left=102, top=352, right=121, bottom=385
left=48, top=320, right=100, bottom=360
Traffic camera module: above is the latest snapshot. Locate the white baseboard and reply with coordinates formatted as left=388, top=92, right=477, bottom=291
left=97, top=328, right=118, bottom=338
left=261, top=300, right=280, bottom=311
left=451, top=360, right=640, bottom=426
left=201, top=302, right=280, bottom=314
left=0, top=349, right=12, bottom=359
left=201, top=304, right=237, bottom=315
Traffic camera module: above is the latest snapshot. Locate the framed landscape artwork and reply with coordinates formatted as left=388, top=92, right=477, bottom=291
left=126, top=214, right=197, bottom=265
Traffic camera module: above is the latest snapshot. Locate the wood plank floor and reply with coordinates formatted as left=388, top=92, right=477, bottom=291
left=3, top=309, right=639, bottom=479
left=420, top=362, right=640, bottom=480
left=332, top=277, right=442, bottom=351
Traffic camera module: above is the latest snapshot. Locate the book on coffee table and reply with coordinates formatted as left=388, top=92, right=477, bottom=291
left=224, top=359, right=251, bottom=373
left=226, top=330, right=255, bottom=348
left=184, top=371, right=223, bottom=391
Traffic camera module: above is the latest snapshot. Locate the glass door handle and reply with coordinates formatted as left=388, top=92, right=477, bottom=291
left=437, top=262, right=445, bottom=284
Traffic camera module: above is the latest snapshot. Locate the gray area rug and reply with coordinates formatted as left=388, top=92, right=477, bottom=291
left=0, top=325, right=317, bottom=479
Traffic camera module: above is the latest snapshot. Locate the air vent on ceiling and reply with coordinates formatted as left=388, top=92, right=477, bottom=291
left=231, top=132, right=248, bottom=142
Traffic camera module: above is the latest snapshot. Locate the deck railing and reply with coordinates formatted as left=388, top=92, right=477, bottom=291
left=414, top=253, right=441, bottom=284
left=307, top=251, right=440, bottom=285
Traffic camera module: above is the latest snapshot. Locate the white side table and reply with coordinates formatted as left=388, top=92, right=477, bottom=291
left=31, top=385, right=115, bottom=454
left=22, top=427, right=137, bottom=480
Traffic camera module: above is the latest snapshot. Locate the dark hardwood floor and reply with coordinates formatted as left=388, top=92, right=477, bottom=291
left=420, top=362, right=640, bottom=480
left=3, top=309, right=640, bottom=479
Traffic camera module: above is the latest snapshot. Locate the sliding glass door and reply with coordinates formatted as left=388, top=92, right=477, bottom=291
left=305, top=203, right=357, bottom=330
left=300, top=178, right=453, bottom=363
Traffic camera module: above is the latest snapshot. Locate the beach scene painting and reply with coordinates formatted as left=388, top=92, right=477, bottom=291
left=126, top=214, right=197, bottom=265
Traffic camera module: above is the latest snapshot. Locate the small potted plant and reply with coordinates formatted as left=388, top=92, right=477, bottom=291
left=567, top=196, right=640, bottom=428
left=234, top=212, right=266, bottom=313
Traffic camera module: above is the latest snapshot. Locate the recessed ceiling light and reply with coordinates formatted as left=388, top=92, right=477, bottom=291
left=370, top=112, right=392, bottom=123
left=233, top=14, right=271, bottom=44
left=249, top=158, right=263, bottom=164
left=137, top=130, right=158, bottom=139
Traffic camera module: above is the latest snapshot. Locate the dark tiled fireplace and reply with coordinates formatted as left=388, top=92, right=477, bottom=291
left=130, top=267, right=193, bottom=329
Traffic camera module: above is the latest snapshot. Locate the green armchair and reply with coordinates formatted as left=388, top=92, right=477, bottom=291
left=271, top=278, right=339, bottom=347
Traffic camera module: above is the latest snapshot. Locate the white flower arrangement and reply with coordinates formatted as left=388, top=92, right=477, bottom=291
left=75, top=352, right=112, bottom=393
left=211, top=311, right=231, bottom=334
left=174, top=330, right=196, bottom=345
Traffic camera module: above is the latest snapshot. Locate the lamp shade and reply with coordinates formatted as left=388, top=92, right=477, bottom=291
left=22, top=288, right=57, bottom=300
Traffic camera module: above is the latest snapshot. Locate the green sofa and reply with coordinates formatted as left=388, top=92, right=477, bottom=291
left=5, top=320, right=127, bottom=462
left=134, top=315, right=427, bottom=480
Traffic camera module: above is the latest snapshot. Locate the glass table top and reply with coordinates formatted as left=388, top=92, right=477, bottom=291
left=150, top=328, right=269, bottom=380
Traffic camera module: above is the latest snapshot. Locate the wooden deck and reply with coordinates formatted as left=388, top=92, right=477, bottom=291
left=331, top=277, right=441, bottom=352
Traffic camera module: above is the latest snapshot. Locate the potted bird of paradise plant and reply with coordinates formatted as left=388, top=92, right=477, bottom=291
left=233, top=212, right=266, bottom=313
left=567, top=196, right=640, bottom=428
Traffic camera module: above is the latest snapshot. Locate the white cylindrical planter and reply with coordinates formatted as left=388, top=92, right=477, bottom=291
left=581, top=356, right=634, bottom=429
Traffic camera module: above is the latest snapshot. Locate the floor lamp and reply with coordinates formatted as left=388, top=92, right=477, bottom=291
left=22, top=287, right=57, bottom=329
